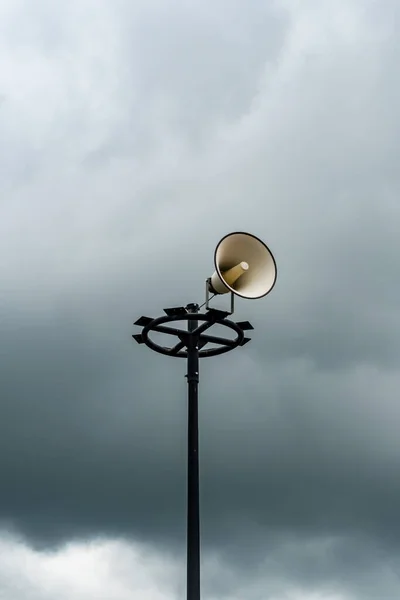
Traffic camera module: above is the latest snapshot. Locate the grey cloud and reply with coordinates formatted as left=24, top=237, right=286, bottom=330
left=1, top=0, right=400, bottom=598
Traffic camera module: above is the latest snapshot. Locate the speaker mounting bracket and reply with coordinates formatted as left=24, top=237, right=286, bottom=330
left=205, top=278, right=235, bottom=315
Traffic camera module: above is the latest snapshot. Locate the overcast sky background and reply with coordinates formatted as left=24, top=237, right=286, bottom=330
left=1, top=0, right=400, bottom=598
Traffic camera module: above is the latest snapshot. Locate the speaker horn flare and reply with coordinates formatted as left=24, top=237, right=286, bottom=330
left=209, top=232, right=277, bottom=300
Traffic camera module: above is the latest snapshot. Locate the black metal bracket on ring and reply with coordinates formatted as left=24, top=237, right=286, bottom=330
left=132, top=305, right=254, bottom=358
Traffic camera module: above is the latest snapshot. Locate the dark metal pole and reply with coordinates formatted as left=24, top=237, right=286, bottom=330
left=186, top=303, right=200, bottom=600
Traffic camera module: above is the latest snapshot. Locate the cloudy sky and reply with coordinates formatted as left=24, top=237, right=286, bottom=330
left=1, top=0, right=400, bottom=598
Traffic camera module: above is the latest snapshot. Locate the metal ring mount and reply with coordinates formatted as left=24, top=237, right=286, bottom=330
left=137, top=312, right=246, bottom=358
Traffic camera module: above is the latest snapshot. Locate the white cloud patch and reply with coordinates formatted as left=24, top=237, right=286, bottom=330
left=0, top=532, right=181, bottom=600
left=0, top=531, right=357, bottom=600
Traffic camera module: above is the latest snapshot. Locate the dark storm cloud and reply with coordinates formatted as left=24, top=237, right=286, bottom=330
left=2, top=0, right=400, bottom=598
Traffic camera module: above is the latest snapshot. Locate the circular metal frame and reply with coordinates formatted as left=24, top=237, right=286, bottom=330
left=141, top=312, right=245, bottom=358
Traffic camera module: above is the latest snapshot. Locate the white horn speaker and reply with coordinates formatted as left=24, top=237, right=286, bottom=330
left=209, top=232, right=277, bottom=299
